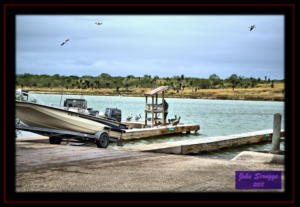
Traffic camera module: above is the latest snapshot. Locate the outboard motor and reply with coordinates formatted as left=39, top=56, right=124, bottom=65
left=105, top=108, right=121, bottom=122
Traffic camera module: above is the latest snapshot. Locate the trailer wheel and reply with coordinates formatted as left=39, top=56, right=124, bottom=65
left=95, top=132, right=109, bottom=148
left=49, top=136, right=62, bottom=144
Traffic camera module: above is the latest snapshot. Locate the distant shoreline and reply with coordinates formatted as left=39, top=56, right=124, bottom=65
left=21, top=84, right=284, bottom=102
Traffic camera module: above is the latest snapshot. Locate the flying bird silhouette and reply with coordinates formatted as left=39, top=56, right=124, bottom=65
left=60, top=39, right=69, bottom=46
left=95, top=22, right=103, bottom=25
left=249, top=25, right=256, bottom=31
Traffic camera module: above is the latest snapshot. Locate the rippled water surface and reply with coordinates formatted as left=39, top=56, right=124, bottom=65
left=17, top=94, right=285, bottom=158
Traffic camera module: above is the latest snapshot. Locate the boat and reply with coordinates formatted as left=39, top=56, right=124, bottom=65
left=16, top=99, right=127, bottom=135
left=15, top=86, right=201, bottom=148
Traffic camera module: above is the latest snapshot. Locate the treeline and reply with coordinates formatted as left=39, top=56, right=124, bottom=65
left=16, top=73, right=283, bottom=91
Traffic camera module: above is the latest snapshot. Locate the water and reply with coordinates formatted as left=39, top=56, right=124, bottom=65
left=17, top=94, right=285, bottom=158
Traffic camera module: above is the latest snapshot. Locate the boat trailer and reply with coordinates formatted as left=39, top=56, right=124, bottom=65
left=16, top=124, right=124, bottom=148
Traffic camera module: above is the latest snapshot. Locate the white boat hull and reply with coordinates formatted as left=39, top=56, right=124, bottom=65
left=16, top=101, right=107, bottom=134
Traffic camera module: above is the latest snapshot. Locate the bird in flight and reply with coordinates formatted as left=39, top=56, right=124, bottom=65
left=60, top=39, right=69, bottom=46
left=95, top=22, right=103, bottom=26
left=249, top=25, right=256, bottom=31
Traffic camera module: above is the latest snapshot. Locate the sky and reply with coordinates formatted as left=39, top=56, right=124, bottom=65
left=16, top=15, right=284, bottom=79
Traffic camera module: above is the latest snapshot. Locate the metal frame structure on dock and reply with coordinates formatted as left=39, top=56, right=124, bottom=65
left=144, top=86, right=168, bottom=126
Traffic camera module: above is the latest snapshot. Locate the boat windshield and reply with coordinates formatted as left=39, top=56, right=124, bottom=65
left=63, top=99, right=87, bottom=109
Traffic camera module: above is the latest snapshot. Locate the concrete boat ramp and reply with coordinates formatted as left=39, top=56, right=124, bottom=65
left=16, top=135, right=284, bottom=192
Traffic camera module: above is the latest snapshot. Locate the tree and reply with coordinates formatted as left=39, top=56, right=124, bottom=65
left=143, top=74, right=151, bottom=79
left=85, top=80, right=90, bottom=88
left=122, top=79, right=129, bottom=91
left=153, top=75, right=159, bottom=81
left=271, top=80, right=274, bottom=88
left=209, top=74, right=221, bottom=88
left=219, top=80, right=225, bottom=88
left=99, top=73, right=111, bottom=80
left=94, top=80, right=100, bottom=89
left=257, top=77, right=261, bottom=83
left=227, top=74, right=238, bottom=90
left=250, top=77, right=258, bottom=88
left=127, top=75, right=135, bottom=79
left=181, top=74, right=184, bottom=81
left=196, top=79, right=210, bottom=89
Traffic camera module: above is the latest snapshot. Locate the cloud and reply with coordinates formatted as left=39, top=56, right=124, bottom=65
left=16, top=15, right=284, bottom=79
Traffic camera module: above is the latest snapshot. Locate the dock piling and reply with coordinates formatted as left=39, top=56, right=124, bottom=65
left=271, top=113, right=282, bottom=152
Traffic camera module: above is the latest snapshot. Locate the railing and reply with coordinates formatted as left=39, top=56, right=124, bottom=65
left=146, top=103, right=164, bottom=111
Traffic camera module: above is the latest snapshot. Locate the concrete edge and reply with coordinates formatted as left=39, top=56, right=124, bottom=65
left=231, top=151, right=284, bottom=164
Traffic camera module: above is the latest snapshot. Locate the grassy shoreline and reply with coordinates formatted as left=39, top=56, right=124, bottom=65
left=18, top=83, right=284, bottom=102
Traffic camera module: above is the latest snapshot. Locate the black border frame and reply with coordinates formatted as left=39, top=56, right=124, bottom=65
left=2, top=3, right=295, bottom=204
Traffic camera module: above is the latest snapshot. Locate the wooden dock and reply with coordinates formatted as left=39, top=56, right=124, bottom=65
left=109, top=123, right=200, bottom=140
left=123, top=129, right=285, bottom=154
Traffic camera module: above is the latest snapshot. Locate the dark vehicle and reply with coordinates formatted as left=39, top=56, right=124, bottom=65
left=105, top=108, right=122, bottom=122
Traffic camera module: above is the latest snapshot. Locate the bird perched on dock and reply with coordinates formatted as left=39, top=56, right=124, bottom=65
left=126, top=113, right=133, bottom=121
left=60, top=39, right=69, bottom=46
left=249, top=25, right=255, bottom=31
left=172, top=116, right=181, bottom=126
left=95, top=22, right=103, bottom=25
left=135, top=114, right=142, bottom=121
left=155, top=120, right=162, bottom=126
left=168, top=115, right=177, bottom=124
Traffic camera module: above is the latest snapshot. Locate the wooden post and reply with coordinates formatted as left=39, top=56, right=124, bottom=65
left=151, top=96, right=154, bottom=126
left=145, top=96, right=148, bottom=126
left=117, top=131, right=123, bottom=146
left=271, top=113, right=282, bottom=151
left=155, top=94, right=158, bottom=119
left=162, top=91, right=165, bottom=125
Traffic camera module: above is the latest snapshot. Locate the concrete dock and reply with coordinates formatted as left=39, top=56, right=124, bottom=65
left=16, top=136, right=284, bottom=192
left=123, top=129, right=285, bottom=154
